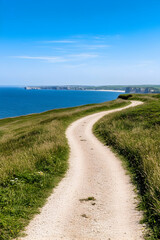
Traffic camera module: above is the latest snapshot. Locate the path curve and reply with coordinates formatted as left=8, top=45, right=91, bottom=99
left=21, top=101, right=144, bottom=240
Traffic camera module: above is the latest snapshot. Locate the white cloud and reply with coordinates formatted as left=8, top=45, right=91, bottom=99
left=12, top=53, right=98, bottom=63
left=36, top=37, right=112, bottom=55
left=12, top=56, right=67, bottom=63
left=93, top=36, right=105, bottom=40
left=41, top=40, right=75, bottom=43
left=75, top=34, right=120, bottom=40
left=86, top=44, right=110, bottom=49
left=69, top=53, right=98, bottom=58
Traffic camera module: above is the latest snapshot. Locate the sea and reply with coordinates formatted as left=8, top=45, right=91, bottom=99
left=0, top=87, right=123, bottom=119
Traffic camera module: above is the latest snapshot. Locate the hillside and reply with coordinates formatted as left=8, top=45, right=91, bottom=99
left=94, top=94, right=160, bottom=239
left=0, top=99, right=128, bottom=240
left=0, top=94, right=160, bottom=239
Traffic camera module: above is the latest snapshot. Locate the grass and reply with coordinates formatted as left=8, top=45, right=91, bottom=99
left=94, top=94, right=160, bottom=239
left=79, top=197, right=96, bottom=202
left=0, top=98, right=128, bottom=240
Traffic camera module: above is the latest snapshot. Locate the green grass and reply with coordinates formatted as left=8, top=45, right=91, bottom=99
left=0, top=98, right=128, bottom=240
left=94, top=94, right=160, bottom=239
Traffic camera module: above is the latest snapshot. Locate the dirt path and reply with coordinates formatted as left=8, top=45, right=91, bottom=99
left=21, top=101, right=144, bottom=240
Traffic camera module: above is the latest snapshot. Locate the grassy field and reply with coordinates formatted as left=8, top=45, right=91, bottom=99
left=0, top=98, right=128, bottom=240
left=94, top=94, right=160, bottom=239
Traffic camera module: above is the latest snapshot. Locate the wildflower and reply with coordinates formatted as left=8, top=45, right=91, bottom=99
left=37, top=171, right=44, bottom=176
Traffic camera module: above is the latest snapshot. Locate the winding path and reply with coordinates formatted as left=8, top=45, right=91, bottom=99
left=21, top=101, right=144, bottom=240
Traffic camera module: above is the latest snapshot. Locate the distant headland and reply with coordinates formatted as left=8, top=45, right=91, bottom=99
left=25, top=85, right=160, bottom=93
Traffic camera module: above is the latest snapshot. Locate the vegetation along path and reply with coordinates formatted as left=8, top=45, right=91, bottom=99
left=20, top=101, right=144, bottom=240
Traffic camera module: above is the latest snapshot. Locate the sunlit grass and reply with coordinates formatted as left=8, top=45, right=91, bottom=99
left=0, top=98, right=128, bottom=240
left=94, top=94, right=160, bottom=240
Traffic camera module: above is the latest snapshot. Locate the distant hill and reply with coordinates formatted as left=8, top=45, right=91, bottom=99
left=25, top=85, right=160, bottom=93
left=125, top=86, right=160, bottom=93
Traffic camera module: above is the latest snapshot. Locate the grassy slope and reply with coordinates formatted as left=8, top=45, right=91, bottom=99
left=94, top=94, right=160, bottom=239
left=0, top=98, right=128, bottom=240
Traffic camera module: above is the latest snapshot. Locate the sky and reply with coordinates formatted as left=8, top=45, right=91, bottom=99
left=0, top=0, right=160, bottom=86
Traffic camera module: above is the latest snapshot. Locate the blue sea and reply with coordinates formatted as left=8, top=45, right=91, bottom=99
left=0, top=87, right=122, bottom=119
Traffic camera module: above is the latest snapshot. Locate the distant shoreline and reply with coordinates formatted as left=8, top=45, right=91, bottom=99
left=0, top=88, right=122, bottom=120
left=94, top=89, right=125, bottom=93
left=25, top=87, right=125, bottom=93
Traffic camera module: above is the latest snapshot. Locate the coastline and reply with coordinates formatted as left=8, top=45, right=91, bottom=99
left=0, top=88, right=123, bottom=120
left=95, top=89, right=125, bottom=92
left=25, top=87, right=125, bottom=93
left=84, top=89, right=125, bottom=93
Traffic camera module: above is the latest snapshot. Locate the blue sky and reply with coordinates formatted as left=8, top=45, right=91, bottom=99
left=0, top=0, right=160, bottom=86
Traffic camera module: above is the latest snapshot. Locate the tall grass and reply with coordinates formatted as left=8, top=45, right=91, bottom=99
left=0, top=98, right=128, bottom=240
left=94, top=94, right=160, bottom=239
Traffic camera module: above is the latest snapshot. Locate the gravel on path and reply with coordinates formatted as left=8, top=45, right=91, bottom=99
left=20, top=101, right=144, bottom=240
